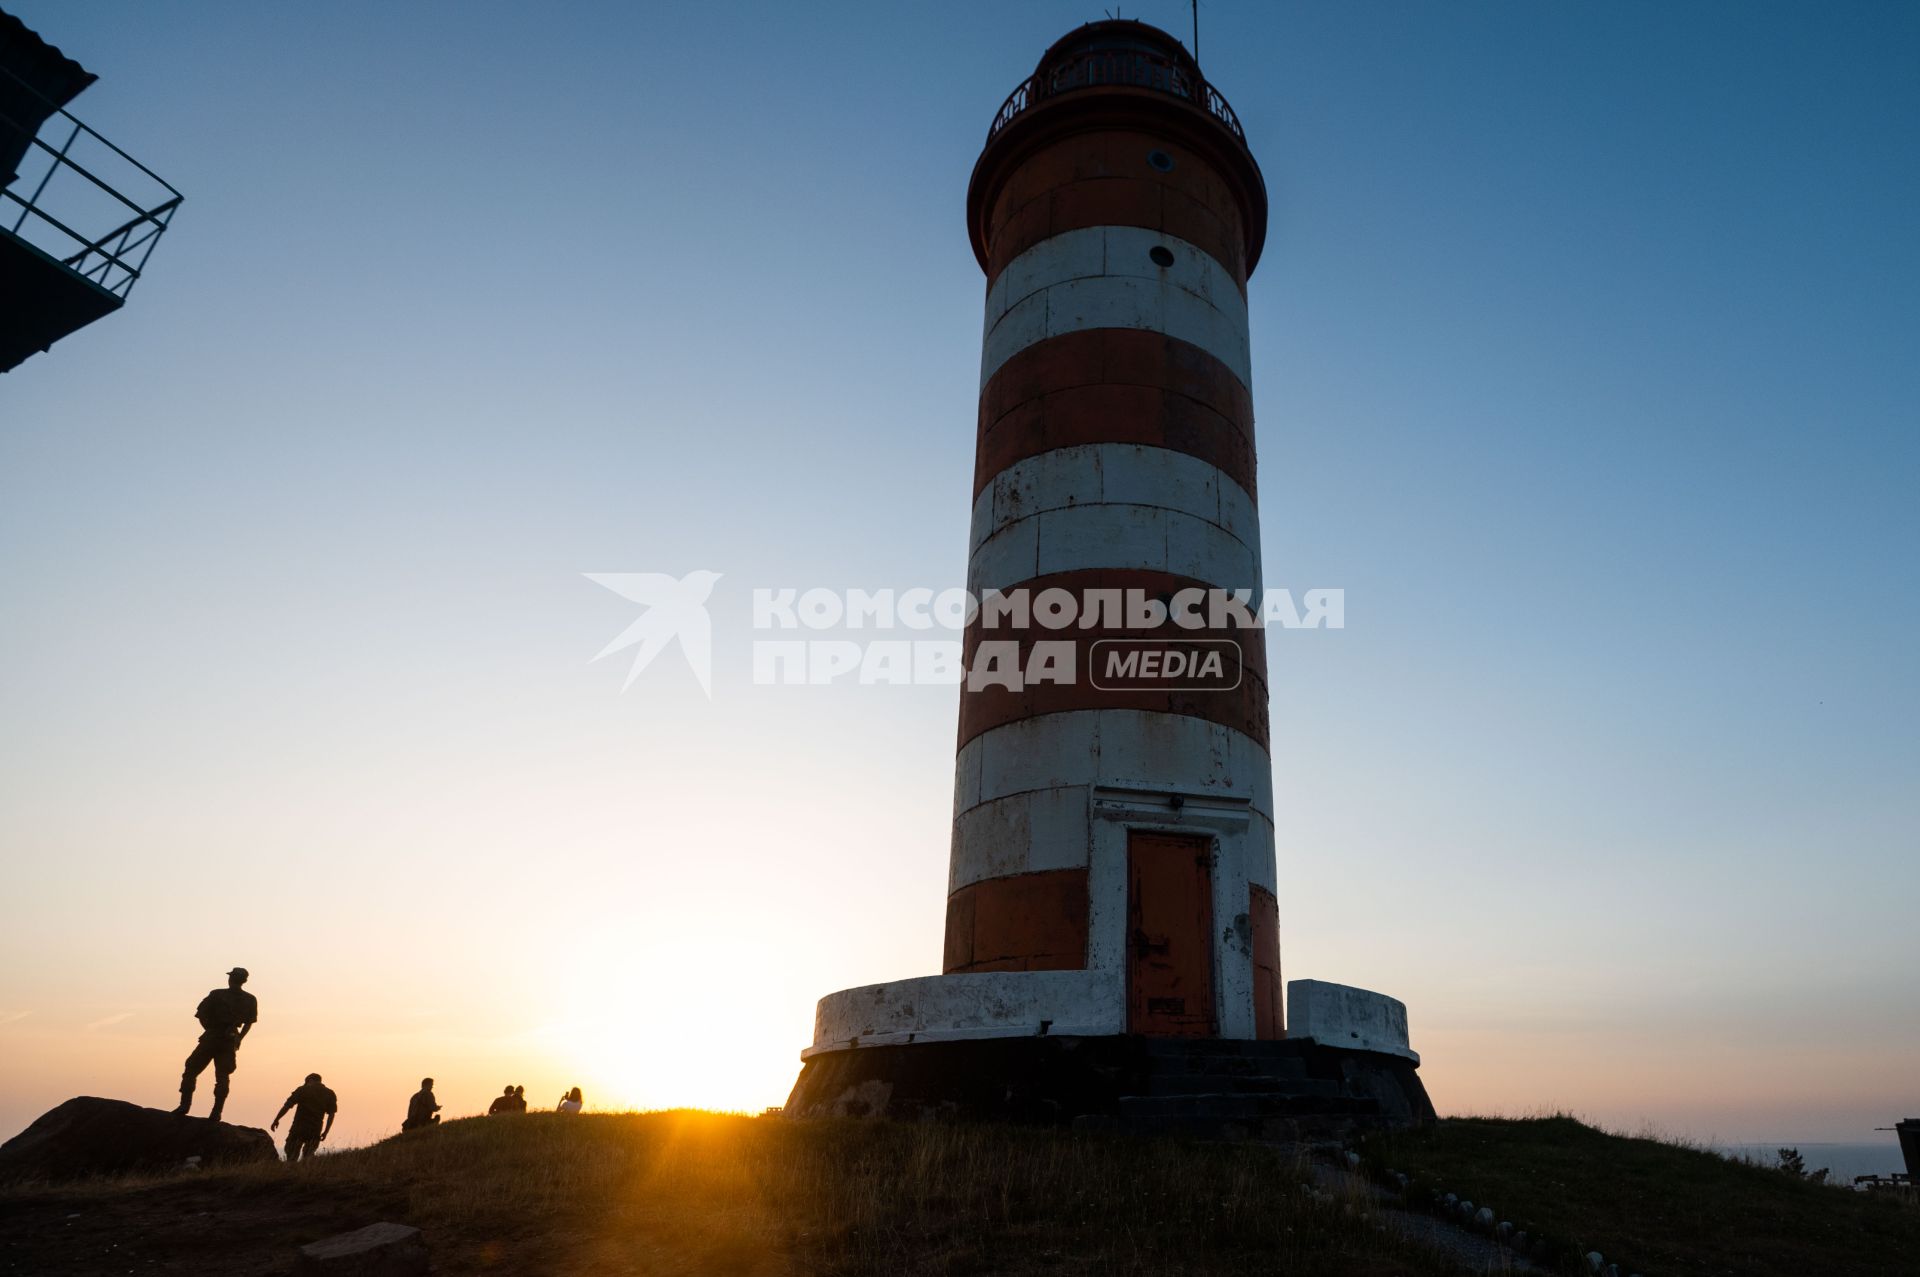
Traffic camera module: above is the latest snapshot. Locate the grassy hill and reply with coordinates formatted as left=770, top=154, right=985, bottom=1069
left=1, top=1111, right=1912, bottom=1275
left=1362, top=1115, right=1920, bottom=1276
left=0, top=1110, right=1453, bottom=1275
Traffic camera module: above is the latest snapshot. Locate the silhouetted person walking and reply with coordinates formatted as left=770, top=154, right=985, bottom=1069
left=271, top=1072, right=336, bottom=1162
left=403, top=1078, right=441, bottom=1131
left=488, top=1085, right=515, bottom=1115
left=172, top=967, right=257, bottom=1121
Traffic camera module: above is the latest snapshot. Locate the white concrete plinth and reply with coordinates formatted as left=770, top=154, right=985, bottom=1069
left=1286, top=979, right=1418, bottom=1063
left=804, top=970, right=1122, bottom=1060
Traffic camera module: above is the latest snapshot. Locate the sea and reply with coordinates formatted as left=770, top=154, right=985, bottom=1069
left=1710, top=1140, right=1909, bottom=1184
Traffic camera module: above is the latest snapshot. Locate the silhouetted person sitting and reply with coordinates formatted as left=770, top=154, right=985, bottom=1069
left=488, top=1085, right=516, bottom=1115
left=511, top=1085, right=527, bottom=1112
left=403, top=1077, right=441, bottom=1131
left=557, top=1086, right=583, bottom=1114
left=271, top=1072, right=336, bottom=1163
left=172, top=967, right=257, bottom=1122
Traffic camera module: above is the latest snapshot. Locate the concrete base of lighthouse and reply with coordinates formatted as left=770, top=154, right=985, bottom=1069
left=786, top=976, right=1434, bottom=1136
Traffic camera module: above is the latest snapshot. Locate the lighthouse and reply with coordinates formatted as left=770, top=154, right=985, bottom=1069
left=789, top=20, right=1431, bottom=1132
left=950, top=17, right=1276, bottom=1042
left=0, top=9, right=184, bottom=373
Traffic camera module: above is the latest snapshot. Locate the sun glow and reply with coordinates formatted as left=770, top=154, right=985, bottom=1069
left=536, top=935, right=799, bottom=1114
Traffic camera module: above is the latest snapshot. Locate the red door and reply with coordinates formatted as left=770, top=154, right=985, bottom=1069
left=1126, top=831, right=1215, bottom=1035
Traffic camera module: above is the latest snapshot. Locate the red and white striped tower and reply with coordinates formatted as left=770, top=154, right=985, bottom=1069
left=946, top=19, right=1278, bottom=1039
left=791, top=22, right=1428, bottom=1123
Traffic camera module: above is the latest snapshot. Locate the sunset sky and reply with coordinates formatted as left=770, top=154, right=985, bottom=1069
left=2, top=1, right=1915, bottom=1151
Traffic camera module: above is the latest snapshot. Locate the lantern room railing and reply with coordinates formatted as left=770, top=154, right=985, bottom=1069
left=1, top=63, right=182, bottom=300
left=986, top=41, right=1245, bottom=145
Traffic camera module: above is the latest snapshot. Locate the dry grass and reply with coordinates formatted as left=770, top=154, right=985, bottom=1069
left=1361, top=1114, right=1920, bottom=1277
left=0, top=1111, right=1459, bottom=1275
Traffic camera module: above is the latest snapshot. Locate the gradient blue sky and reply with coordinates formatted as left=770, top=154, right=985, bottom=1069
left=2, top=1, right=1915, bottom=1148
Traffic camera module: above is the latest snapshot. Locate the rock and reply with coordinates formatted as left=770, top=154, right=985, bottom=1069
left=1440, top=1192, right=1458, bottom=1208
left=1458, top=1199, right=1474, bottom=1219
left=1474, top=1206, right=1495, bottom=1228
left=294, top=1223, right=428, bottom=1275
left=1586, top=1253, right=1605, bottom=1273
left=0, top=1097, right=276, bottom=1183
left=1344, top=1150, right=1361, bottom=1168
left=1496, top=1220, right=1513, bottom=1240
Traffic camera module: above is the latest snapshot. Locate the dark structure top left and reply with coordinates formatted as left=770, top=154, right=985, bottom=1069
left=0, top=7, right=183, bottom=373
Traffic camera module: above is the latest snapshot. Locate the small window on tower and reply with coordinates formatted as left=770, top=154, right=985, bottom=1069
left=1149, top=245, right=1176, bottom=268
left=1147, top=149, right=1175, bottom=172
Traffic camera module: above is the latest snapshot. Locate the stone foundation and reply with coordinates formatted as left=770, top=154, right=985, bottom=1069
left=785, top=1034, right=1434, bottom=1138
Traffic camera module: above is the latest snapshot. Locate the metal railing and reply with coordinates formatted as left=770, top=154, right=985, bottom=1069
left=987, top=44, right=1246, bottom=145
left=1, top=63, right=182, bottom=300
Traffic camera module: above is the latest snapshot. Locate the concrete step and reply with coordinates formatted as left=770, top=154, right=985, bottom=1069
left=1137, top=1037, right=1300, bottom=1055
left=1139, top=1072, right=1342, bottom=1098
left=1110, top=1112, right=1362, bottom=1140
left=1137, top=1042, right=1318, bottom=1065
left=1144, top=1055, right=1314, bottom=1080
left=1102, top=1089, right=1383, bottom=1140
left=1116, top=1091, right=1376, bottom=1120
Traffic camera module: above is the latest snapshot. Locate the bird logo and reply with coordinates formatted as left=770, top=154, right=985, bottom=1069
left=584, top=571, right=722, bottom=696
